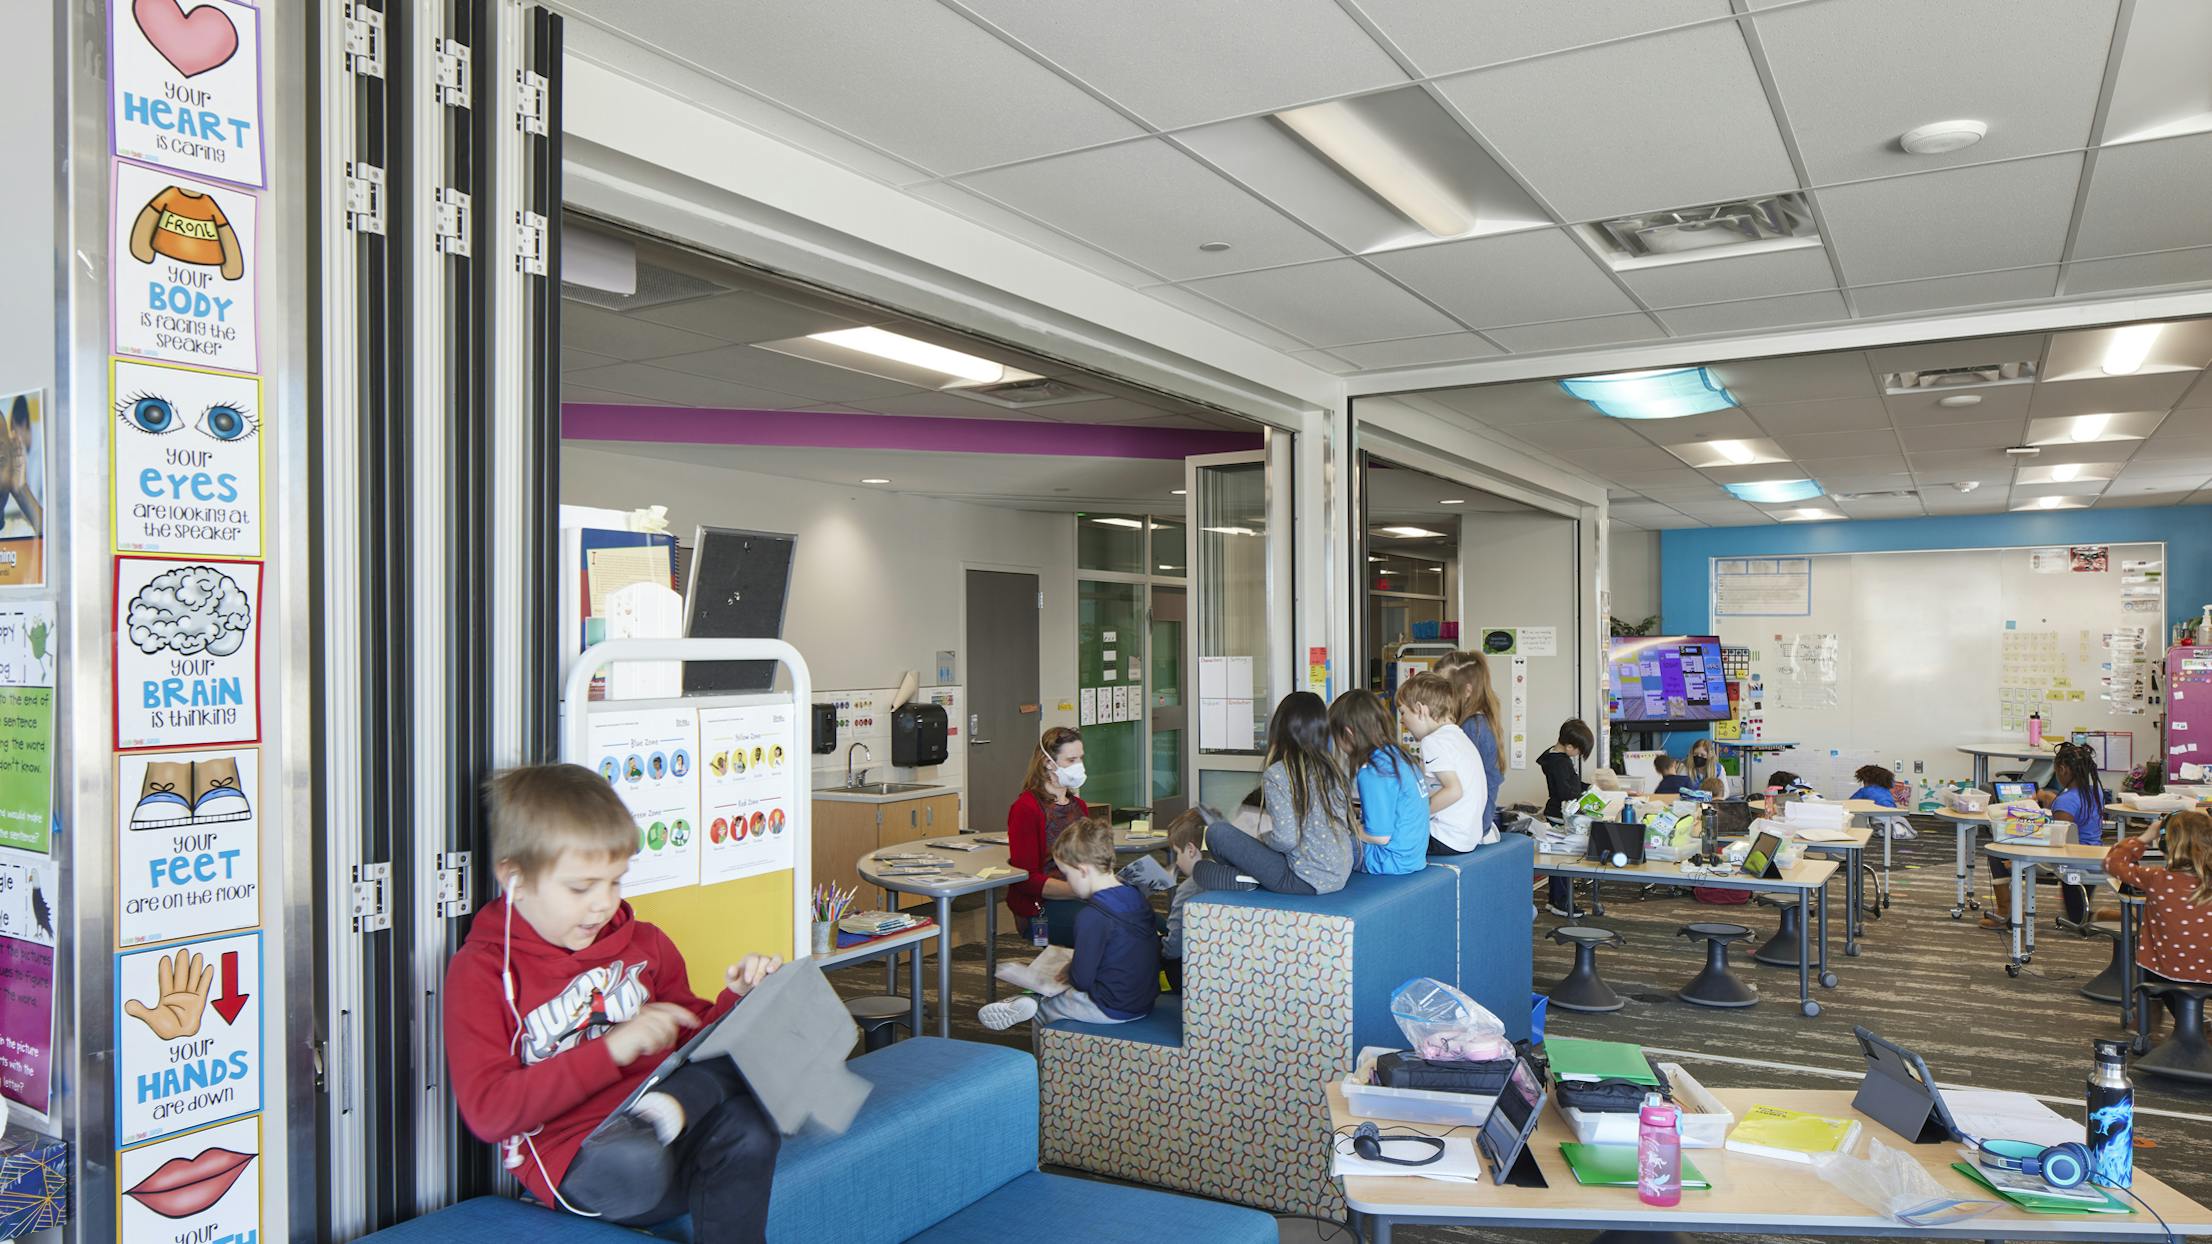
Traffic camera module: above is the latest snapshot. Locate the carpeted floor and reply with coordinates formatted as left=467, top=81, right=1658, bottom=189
left=826, top=822, right=2212, bottom=1242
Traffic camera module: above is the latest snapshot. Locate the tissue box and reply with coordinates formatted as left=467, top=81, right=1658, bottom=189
left=1783, top=799, right=1849, bottom=829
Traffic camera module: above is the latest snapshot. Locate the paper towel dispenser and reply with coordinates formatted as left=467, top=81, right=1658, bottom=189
left=891, top=703, right=948, bottom=768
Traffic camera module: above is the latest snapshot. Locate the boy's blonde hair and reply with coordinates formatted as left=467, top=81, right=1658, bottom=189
left=1163, top=809, right=1207, bottom=856
left=1699, top=777, right=1727, bottom=797
left=1395, top=671, right=1458, bottom=722
left=488, top=764, right=637, bottom=883
left=1051, top=816, right=1117, bottom=874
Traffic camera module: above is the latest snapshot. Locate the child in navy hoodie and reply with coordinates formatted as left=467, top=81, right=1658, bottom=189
left=444, top=765, right=784, bottom=1239
left=980, top=817, right=1159, bottom=1029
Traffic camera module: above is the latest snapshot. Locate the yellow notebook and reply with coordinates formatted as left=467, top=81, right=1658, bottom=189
left=1725, top=1105, right=1861, bottom=1164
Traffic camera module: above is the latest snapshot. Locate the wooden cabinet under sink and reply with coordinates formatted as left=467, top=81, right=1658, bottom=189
left=812, top=791, right=961, bottom=902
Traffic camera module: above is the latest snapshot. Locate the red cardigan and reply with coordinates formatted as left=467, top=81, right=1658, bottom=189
left=1005, top=789, right=1087, bottom=918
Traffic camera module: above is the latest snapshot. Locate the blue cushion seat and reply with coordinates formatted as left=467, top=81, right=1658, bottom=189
left=906, top=1172, right=1275, bottom=1244
left=1043, top=992, right=1183, bottom=1046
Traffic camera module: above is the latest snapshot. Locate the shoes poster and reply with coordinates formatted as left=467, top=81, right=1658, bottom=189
left=115, top=931, right=262, bottom=1148
left=108, top=0, right=265, bottom=188
left=110, top=358, right=263, bottom=559
left=113, top=556, right=261, bottom=751
left=116, top=750, right=259, bottom=948
left=112, top=160, right=259, bottom=376
left=587, top=706, right=702, bottom=897
left=117, top=1116, right=260, bottom=1244
left=0, top=602, right=55, bottom=854
left=698, top=703, right=798, bottom=885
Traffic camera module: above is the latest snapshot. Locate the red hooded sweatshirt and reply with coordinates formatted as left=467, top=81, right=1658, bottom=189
left=444, top=896, right=735, bottom=1207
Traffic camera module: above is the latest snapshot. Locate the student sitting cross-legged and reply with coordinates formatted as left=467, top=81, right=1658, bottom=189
left=1330, top=687, right=1431, bottom=874
left=1192, top=692, right=1355, bottom=896
left=981, top=817, right=1160, bottom=1030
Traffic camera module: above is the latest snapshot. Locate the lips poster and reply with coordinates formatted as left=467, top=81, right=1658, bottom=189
left=587, top=706, right=701, bottom=898
left=112, top=358, right=264, bottom=559
left=114, top=556, right=262, bottom=751
left=116, top=931, right=262, bottom=1147
left=116, top=749, right=259, bottom=948
left=698, top=703, right=798, bottom=885
left=110, top=0, right=265, bottom=188
left=118, top=1116, right=259, bottom=1240
left=113, top=160, right=260, bottom=376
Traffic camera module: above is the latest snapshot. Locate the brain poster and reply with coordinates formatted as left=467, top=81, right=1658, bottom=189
left=113, top=556, right=261, bottom=751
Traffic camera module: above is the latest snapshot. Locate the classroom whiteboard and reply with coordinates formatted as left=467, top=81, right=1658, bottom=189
left=1711, top=543, right=2164, bottom=795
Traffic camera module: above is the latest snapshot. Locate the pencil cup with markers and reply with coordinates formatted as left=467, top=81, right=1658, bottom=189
left=811, top=883, right=856, bottom=956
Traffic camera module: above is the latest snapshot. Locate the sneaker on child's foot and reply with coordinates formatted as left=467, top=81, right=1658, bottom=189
left=628, top=1089, right=686, bottom=1145
left=1192, top=860, right=1260, bottom=892
left=978, top=995, right=1040, bottom=1031
left=1546, top=903, right=1577, bottom=918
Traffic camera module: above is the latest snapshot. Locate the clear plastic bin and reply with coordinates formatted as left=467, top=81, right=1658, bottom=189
left=1340, top=1046, right=1497, bottom=1127
left=1559, top=1061, right=1734, bottom=1148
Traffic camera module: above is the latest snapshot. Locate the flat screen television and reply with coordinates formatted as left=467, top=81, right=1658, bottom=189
left=1607, top=635, right=1731, bottom=730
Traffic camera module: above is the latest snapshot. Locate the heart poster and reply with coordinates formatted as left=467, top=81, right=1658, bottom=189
left=110, top=0, right=265, bottom=188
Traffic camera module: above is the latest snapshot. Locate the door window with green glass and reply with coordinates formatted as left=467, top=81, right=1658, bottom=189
left=1078, top=579, right=1146, bottom=816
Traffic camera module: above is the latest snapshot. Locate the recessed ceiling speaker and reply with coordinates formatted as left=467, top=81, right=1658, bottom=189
left=1899, top=120, right=1988, bottom=155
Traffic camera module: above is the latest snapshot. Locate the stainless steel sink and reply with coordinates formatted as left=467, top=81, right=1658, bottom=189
left=843, top=782, right=938, bottom=795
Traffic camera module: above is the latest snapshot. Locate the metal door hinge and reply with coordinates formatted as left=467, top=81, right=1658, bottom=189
left=343, top=5, right=385, bottom=78
left=435, top=38, right=471, bottom=107
left=434, top=188, right=472, bottom=257
left=436, top=851, right=475, bottom=917
left=351, top=861, right=392, bottom=933
left=514, top=210, right=548, bottom=275
left=515, top=69, right=549, bottom=135
left=345, top=162, right=386, bottom=235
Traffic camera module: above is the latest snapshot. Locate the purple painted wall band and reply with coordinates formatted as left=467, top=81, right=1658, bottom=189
left=561, top=404, right=1260, bottom=459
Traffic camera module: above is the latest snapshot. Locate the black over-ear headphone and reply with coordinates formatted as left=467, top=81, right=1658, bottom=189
left=1349, top=1121, right=1446, bottom=1167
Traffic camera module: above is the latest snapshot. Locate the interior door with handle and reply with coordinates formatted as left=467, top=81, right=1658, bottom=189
left=965, top=569, right=1042, bottom=827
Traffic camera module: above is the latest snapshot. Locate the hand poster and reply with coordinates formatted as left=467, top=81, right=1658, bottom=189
left=114, top=556, right=262, bottom=751
left=113, top=161, right=259, bottom=375
left=116, top=931, right=262, bottom=1147
left=111, top=359, right=262, bottom=558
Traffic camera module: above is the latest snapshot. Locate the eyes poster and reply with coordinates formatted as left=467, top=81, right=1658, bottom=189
left=111, top=358, right=262, bottom=559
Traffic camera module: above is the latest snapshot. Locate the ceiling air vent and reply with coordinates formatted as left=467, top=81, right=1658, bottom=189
left=957, top=377, right=1097, bottom=409
left=1880, top=360, right=2037, bottom=394
left=1584, top=193, right=1819, bottom=266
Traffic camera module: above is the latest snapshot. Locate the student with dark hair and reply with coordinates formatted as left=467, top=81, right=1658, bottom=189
left=1849, top=765, right=1898, bottom=807
left=1539, top=719, right=1593, bottom=915
left=1652, top=753, right=1692, bottom=796
left=1986, top=747, right=2104, bottom=930
left=1194, top=693, right=1354, bottom=896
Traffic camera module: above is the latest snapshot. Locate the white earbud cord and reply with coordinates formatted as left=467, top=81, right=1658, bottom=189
left=501, top=882, right=601, bottom=1219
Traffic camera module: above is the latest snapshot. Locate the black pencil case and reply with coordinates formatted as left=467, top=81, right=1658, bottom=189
left=1370, top=1052, right=1517, bottom=1095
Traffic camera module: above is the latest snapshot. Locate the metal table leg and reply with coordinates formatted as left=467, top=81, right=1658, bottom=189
left=908, top=933, right=924, bottom=1039
left=935, top=894, right=954, bottom=1039
left=2004, top=861, right=2030, bottom=976
left=1368, top=1216, right=1392, bottom=1244
left=2025, top=863, right=2041, bottom=957
left=985, top=897, right=999, bottom=1002
left=2119, top=897, right=2137, bottom=1032
left=1951, top=823, right=1972, bottom=919
left=1818, top=881, right=1835, bottom=989
left=1797, top=887, right=1817, bottom=1017
left=1843, top=847, right=1862, bottom=955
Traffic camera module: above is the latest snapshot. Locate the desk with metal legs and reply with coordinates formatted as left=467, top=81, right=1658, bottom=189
left=857, top=838, right=1029, bottom=1036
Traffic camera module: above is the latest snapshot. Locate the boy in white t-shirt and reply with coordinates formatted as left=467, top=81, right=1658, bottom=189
left=1395, top=672, right=1493, bottom=855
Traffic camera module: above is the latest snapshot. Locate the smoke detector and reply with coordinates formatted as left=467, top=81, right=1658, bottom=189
left=1954, top=481, right=1982, bottom=493
left=1899, top=120, right=1989, bottom=156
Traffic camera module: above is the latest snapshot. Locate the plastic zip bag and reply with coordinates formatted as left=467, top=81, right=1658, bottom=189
left=1810, top=1137, right=1997, bottom=1227
left=1389, top=977, right=1510, bottom=1062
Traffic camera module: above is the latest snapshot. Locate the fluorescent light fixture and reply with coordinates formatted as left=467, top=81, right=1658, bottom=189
left=2014, top=495, right=2089, bottom=512
left=805, top=327, right=1008, bottom=385
left=2101, top=324, right=2162, bottom=375
left=2050, top=463, right=2082, bottom=483
left=1377, top=526, right=1444, bottom=538
left=1171, top=489, right=1187, bottom=496
left=1203, top=525, right=1260, bottom=537
left=1712, top=439, right=1757, bottom=465
left=1368, top=556, right=1384, bottom=563
left=1725, top=479, right=1823, bottom=504
left=860, top=477, right=890, bottom=484
left=1091, top=517, right=1145, bottom=529
left=1779, top=507, right=1843, bottom=522
left=1439, top=499, right=1465, bottom=506
left=2071, top=414, right=2113, bottom=442
left=1560, top=367, right=1737, bottom=420
left=1274, top=100, right=1474, bottom=238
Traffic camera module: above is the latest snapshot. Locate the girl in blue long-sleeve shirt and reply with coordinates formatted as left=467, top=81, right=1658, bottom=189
left=1329, top=689, right=1430, bottom=874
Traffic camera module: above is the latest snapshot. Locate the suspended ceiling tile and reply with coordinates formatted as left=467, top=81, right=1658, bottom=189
left=1330, top=333, right=1503, bottom=369
left=1897, top=420, right=2033, bottom=452
left=2065, top=246, right=2212, bottom=295
left=2024, top=439, right=2145, bottom=465
left=1425, top=380, right=1595, bottom=426
left=1904, top=447, right=2022, bottom=474
left=2116, top=457, right=2212, bottom=481
left=1791, top=451, right=1910, bottom=477
left=1290, top=348, right=1359, bottom=373
left=1833, top=495, right=1928, bottom=518
left=956, top=140, right=1341, bottom=281
left=561, top=361, right=819, bottom=409
left=1849, top=266, right=2060, bottom=318
left=1813, top=470, right=1919, bottom=492
left=1139, top=283, right=1321, bottom=352
left=1037, top=396, right=1196, bottom=424
left=1486, top=312, right=1669, bottom=353
left=1813, top=154, right=2083, bottom=285
left=1344, top=0, right=1733, bottom=79
left=2098, top=487, right=2203, bottom=507
left=2153, top=407, right=2212, bottom=437
left=1628, top=409, right=1767, bottom=446
left=2027, top=372, right=2196, bottom=417
left=1773, top=428, right=1901, bottom=459
left=1503, top=417, right=1659, bottom=451
left=1370, top=229, right=1639, bottom=327
left=563, top=302, right=729, bottom=361
left=1433, top=22, right=1798, bottom=222
left=1636, top=513, right=1713, bottom=528
left=1557, top=445, right=1696, bottom=474
left=562, top=384, right=672, bottom=408
left=1750, top=0, right=2117, bottom=186
left=1176, top=259, right=1461, bottom=346
left=1709, top=353, right=1880, bottom=404
left=835, top=391, right=1058, bottom=420
left=1617, top=246, right=1838, bottom=309
left=562, top=348, right=622, bottom=373
left=1919, top=491, right=2010, bottom=513
left=1656, top=290, right=1851, bottom=337
left=624, top=288, right=866, bottom=344
left=2179, top=372, right=2212, bottom=410
left=2072, top=132, right=2212, bottom=258
left=1670, top=499, right=1772, bottom=520
left=558, top=0, right=1144, bottom=175
left=1884, top=382, right=2034, bottom=427
left=902, top=181, right=1166, bottom=286
left=653, top=345, right=931, bottom=403
left=1739, top=395, right=1892, bottom=434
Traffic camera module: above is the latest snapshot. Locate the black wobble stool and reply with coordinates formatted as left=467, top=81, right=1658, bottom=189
left=2135, top=980, right=2212, bottom=1084
left=845, top=995, right=913, bottom=1052
left=1677, top=922, right=1759, bottom=1008
left=1547, top=926, right=1626, bottom=1013
left=2078, top=921, right=2126, bottom=1004
left=1751, top=894, right=1805, bottom=968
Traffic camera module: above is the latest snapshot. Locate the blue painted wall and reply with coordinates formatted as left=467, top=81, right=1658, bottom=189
left=1659, top=506, right=2212, bottom=637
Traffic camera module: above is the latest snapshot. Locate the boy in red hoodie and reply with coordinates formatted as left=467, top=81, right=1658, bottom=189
left=444, top=764, right=783, bottom=1238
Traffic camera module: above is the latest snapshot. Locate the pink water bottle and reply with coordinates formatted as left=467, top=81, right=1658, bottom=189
left=2027, top=711, right=2043, bottom=748
left=1637, top=1094, right=1681, bottom=1208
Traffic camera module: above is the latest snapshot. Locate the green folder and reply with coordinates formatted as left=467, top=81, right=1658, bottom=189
left=1951, top=1163, right=2132, bottom=1215
left=1544, top=1037, right=1659, bottom=1085
left=1559, top=1143, right=1711, bottom=1189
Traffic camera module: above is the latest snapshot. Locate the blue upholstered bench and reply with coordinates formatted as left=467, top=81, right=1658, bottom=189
left=1037, top=837, right=1535, bottom=1217
left=357, top=1037, right=1274, bottom=1244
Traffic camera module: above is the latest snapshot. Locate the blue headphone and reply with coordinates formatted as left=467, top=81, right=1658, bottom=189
left=1975, top=1137, right=2091, bottom=1189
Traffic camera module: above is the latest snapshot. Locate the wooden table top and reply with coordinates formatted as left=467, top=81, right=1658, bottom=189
left=1534, top=850, right=1838, bottom=892
left=1329, top=1082, right=2212, bottom=1236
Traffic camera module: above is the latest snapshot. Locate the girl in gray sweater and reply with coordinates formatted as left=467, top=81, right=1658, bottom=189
left=1193, top=692, right=1354, bottom=895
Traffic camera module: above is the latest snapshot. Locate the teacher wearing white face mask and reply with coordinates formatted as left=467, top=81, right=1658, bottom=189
left=1006, top=725, right=1089, bottom=948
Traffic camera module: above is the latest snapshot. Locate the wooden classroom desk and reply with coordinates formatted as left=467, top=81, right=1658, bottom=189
left=1328, top=1083, right=2212, bottom=1243
left=1983, top=839, right=2113, bottom=978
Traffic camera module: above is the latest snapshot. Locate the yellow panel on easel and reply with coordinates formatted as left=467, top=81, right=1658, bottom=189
left=630, top=869, right=794, bottom=999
